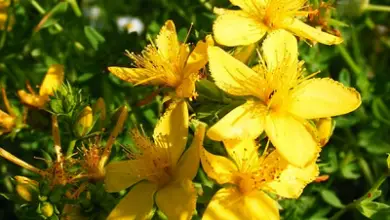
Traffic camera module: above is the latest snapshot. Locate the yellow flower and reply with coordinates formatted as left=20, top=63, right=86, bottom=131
left=0, top=88, right=16, bottom=134
left=207, top=30, right=361, bottom=167
left=108, top=20, right=214, bottom=99
left=200, top=139, right=318, bottom=219
left=18, top=64, right=64, bottom=109
left=213, top=0, right=343, bottom=46
left=105, top=101, right=206, bottom=220
left=0, top=0, right=15, bottom=31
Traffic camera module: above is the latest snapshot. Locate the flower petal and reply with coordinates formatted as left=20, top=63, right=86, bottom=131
left=0, top=110, right=15, bottom=131
left=233, top=44, right=257, bottom=64
left=17, top=90, right=48, bottom=109
left=224, top=139, right=260, bottom=172
left=155, top=179, right=197, bottom=220
left=207, top=101, right=266, bottom=141
left=156, top=20, right=180, bottom=63
left=213, top=12, right=267, bottom=46
left=108, top=67, right=164, bottom=85
left=39, top=64, right=64, bottom=96
left=174, top=123, right=206, bottom=181
left=107, top=181, right=157, bottom=220
left=289, top=78, right=362, bottom=119
left=229, top=0, right=266, bottom=14
left=316, top=117, right=334, bottom=147
left=262, top=30, right=298, bottom=74
left=202, top=187, right=279, bottom=220
left=263, top=151, right=319, bottom=198
left=208, top=46, right=266, bottom=98
left=265, top=112, right=319, bottom=167
left=153, top=100, right=188, bottom=167
left=200, top=144, right=237, bottom=185
left=104, top=160, right=146, bottom=192
left=285, top=18, right=343, bottom=45
left=183, top=35, right=214, bottom=77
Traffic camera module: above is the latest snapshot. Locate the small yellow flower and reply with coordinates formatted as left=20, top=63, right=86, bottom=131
left=200, top=139, right=318, bottom=219
left=0, top=88, right=16, bottom=134
left=18, top=64, right=65, bottom=109
left=104, top=101, right=205, bottom=220
left=108, top=20, right=214, bottom=99
left=0, top=0, right=14, bottom=31
left=207, top=30, right=361, bottom=167
left=213, top=0, right=343, bottom=46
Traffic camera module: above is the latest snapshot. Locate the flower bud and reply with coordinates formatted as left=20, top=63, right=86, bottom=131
left=93, top=97, right=106, bottom=126
left=316, top=118, right=334, bottom=147
left=74, top=106, right=93, bottom=137
left=14, top=176, right=39, bottom=202
left=40, top=202, right=54, bottom=217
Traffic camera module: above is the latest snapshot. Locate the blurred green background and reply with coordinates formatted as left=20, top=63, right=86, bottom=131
left=1, top=0, right=390, bottom=219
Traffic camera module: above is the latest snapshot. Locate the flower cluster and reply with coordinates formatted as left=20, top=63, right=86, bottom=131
left=104, top=0, right=361, bottom=219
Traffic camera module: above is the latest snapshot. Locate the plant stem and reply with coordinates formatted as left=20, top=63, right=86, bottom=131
left=30, top=0, right=63, bottom=32
left=364, top=4, right=390, bottom=13
left=337, top=45, right=362, bottom=76
left=329, top=174, right=388, bottom=220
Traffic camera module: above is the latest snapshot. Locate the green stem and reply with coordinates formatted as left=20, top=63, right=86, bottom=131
left=364, top=4, right=390, bottom=13
left=30, top=0, right=63, bottom=32
left=67, top=0, right=82, bottom=17
left=337, top=45, right=362, bottom=76
left=66, top=139, right=77, bottom=157
left=329, top=174, right=388, bottom=220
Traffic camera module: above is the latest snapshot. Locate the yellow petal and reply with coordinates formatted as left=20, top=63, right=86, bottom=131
left=208, top=46, right=266, bottom=98
left=175, top=73, right=198, bottom=98
left=263, top=151, right=319, bottom=198
left=229, top=0, right=266, bottom=14
left=156, top=20, right=180, bottom=63
left=207, top=101, right=266, bottom=141
left=108, top=67, right=164, bottom=85
left=262, top=30, right=298, bottom=75
left=224, top=139, right=260, bottom=172
left=17, top=90, right=48, bottom=108
left=0, top=110, right=15, bottom=131
left=104, top=160, right=146, bottom=192
left=39, top=64, right=64, bottom=96
left=202, top=187, right=279, bottom=220
left=200, top=144, right=237, bottom=185
left=62, top=204, right=88, bottom=220
left=183, top=35, right=214, bottom=77
left=155, top=179, right=197, bottom=220
left=233, top=44, right=256, bottom=64
left=265, top=112, right=319, bottom=168
left=285, top=18, right=343, bottom=45
left=153, top=100, right=188, bottom=167
left=316, top=117, right=333, bottom=147
left=213, top=12, right=267, bottom=46
left=174, top=123, right=206, bottom=181
left=107, top=181, right=157, bottom=220
left=289, top=78, right=362, bottom=119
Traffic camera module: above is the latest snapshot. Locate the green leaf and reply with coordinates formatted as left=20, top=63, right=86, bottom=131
left=371, top=208, right=390, bottom=220
left=372, top=97, right=390, bottom=125
left=338, top=69, right=351, bottom=87
left=320, top=189, right=345, bottom=208
left=357, top=201, right=390, bottom=218
left=84, top=26, right=105, bottom=50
